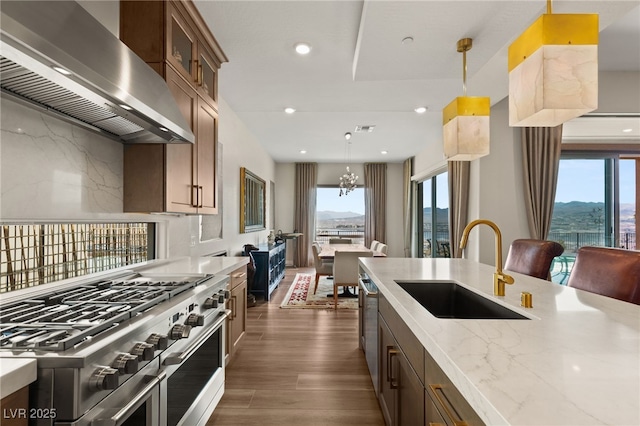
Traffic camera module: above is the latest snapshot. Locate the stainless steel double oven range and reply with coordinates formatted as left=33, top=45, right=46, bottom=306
left=0, top=270, right=230, bottom=426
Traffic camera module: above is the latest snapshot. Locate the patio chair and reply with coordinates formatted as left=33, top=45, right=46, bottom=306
left=504, top=239, right=564, bottom=280
left=330, top=238, right=352, bottom=244
left=567, top=246, right=640, bottom=305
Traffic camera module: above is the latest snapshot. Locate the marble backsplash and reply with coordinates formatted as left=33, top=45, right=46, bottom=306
left=1, top=98, right=138, bottom=221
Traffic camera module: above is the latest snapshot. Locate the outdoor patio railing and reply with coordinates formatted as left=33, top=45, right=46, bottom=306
left=547, top=231, right=636, bottom=252
left=315, top=229, right=364, bottom=244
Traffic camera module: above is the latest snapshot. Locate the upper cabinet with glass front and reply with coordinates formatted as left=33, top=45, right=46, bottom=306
left=120, top=0, right=226, bottom=109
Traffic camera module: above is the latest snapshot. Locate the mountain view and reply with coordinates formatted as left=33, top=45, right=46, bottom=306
left=317, top=210, right=364, bottom=229
left=318, top=202, right=636, bottom=234
left=551, top=202, right=635, bottom=232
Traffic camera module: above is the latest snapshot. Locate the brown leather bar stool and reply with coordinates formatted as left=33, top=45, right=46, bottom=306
left=567, top=246, right=640, bottom=305
left=504, top=239, right=564, bottom=280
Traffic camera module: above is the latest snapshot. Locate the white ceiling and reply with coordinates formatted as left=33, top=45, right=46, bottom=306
left=194, top=0, right=640, bottom=163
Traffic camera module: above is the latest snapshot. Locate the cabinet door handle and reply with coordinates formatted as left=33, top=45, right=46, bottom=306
left=429, top=384, right=468, bottom=426
left=230, top=295, right=237, bottom=320
left=386, top=346, right=399, bottom=389
left=198, top=63, right=204, bottom=86
left=192, top=185, right=199, bottom=207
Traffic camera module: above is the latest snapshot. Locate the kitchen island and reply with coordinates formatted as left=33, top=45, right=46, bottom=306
left=359, top=257, right=640, bottom=426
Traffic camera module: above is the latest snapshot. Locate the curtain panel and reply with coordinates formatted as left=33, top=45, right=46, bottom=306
left=364, top=163, right=387, bottom=248
left=294, top=163, right=317, bottom=267
left=521, top=126, right=563, bottom=240
left=403, top=158, right=413, bottom=258
left=447, top=161, right=470, bottom=258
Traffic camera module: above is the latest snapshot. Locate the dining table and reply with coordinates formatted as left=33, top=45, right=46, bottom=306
left=318, top=243, right=387, bottom=260
left=318, top=243, right=386, bottom=298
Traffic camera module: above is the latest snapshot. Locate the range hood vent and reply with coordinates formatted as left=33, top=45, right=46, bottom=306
left=0, top=1, right=194, bottom=144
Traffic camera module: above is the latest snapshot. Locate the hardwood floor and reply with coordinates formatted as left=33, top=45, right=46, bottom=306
left=206, top=267, right=385, bottom=426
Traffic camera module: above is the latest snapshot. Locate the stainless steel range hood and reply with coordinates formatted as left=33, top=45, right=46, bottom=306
left=0, top=1, right=194, bottom=144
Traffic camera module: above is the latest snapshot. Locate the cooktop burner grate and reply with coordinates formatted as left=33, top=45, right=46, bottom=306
left=0, top=273, right=213, bottom=351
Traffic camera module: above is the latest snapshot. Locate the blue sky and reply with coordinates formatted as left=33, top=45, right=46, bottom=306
left=317, top=187, right=365, bottom=214
left=556, top=159, right=635, bottom=204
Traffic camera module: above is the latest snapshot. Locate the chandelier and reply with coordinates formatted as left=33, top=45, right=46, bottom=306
left=339, top=132, right=358, bottom=196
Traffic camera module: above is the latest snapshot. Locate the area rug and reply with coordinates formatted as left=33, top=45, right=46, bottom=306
left=280, top=273, right=358, bottom=310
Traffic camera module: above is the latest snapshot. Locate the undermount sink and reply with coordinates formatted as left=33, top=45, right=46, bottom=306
left=395, top=281, right=529, bottom=320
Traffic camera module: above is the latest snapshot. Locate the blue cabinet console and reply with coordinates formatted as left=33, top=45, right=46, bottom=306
left=251, top=242, right=286, bottom=301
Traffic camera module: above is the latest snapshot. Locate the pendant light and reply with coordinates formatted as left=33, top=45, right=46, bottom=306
left=443, top=38, right=490, bottom=161
left=508, top=0, right=598, bottom=127
left=338, top=132, right=358, bottom=196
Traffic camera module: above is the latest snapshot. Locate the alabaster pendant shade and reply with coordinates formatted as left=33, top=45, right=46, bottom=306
left=508, top=13, right=598, bottom=127
left=443, top=96, right=490, bottom=161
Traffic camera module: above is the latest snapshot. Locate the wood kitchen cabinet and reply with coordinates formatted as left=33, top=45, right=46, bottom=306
left=379, top=295, right=425, bottom=426
left=120, top=0, right=226, bottom=214
left=226, top=266, right=247, bottom=363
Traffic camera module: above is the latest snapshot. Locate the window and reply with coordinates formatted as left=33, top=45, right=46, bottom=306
left=1, top=223, right=154, bottom=293
left=550, top=155, right=636, bottom=284
left=417, top=172, right=450, bottom=258
left=315, top=187, right=364, bottom=244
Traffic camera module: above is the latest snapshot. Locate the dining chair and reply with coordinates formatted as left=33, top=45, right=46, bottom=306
left=370, top=240, right=380, bottom=251
left=567, top=246, right=640, bottom=305
left=332, top=250, right=373, bottom=310
left=504, top=239, right=564, bottom=280
left=330, top=238, right=352, bottom=244
left=376, top=243, right=388, bottom=255
left=311, top=243, right=333, bottom=294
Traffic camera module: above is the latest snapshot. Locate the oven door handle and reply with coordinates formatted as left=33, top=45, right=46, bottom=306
left=92, top=371, right=167, bottom=426
left=163, top=310, right=229, bottom=366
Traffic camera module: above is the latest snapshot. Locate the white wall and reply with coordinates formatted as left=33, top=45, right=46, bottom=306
left=274, top=162, right=404, bottom=257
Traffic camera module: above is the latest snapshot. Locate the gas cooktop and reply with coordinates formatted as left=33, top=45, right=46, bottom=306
left=0, top=273, right=212, bottom=351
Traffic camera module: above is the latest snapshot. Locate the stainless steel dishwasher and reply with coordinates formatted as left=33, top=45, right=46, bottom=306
left=358, top=271, right=379, bottom=396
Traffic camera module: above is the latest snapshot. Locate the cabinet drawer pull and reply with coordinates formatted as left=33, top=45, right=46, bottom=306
left=386, top=346, right=399, bottom=389
left=198, top=186, right=204, bottom=208
left=232, top=272, right=247, bottom=279
left=429, top=384, right=468, bottom=426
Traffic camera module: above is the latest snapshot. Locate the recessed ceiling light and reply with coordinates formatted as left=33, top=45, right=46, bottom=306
left=294, top=43, right=311, bottom=55
left=300, top=150, right=307, bottom=154
left=284, top=107, right=296, bottom=114
left=381, top=150, right=388, bottom=155
left=414, top=107, right=427, bottom=114
left=52, top=66, right=72, bottom=75
left=344, top=132, right=352, bottom=140
left=622, top=128, right=633, bottom=133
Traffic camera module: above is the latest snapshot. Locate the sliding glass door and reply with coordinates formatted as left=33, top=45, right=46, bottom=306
left=417, top=172, right=450, bottom=258
left=550, top=155, right=636, bottom=283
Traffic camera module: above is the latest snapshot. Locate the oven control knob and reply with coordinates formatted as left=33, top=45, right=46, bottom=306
left=170, top=324, right=192, bottom=340
left=147, top=333, right=169, bottom=350
left=130, top=342, right=155, bottom=361
left=217, top=293, right=225, bottom=304
left=90, top=367, right=119, bottom=391
left=204, top=297, right=218, bottom=309
left=185, top=313, right=205, bottom=327
left=223, top=290, right=230, bottom=299
left=112, top=353, right=138, bottom=374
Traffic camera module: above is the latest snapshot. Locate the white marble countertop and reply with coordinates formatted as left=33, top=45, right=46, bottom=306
left=359, top=257, right=640, bottom=426
left=0, top=358, right=37, bottom=399
left=135, top=256, right=248, bottom=277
